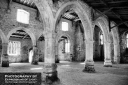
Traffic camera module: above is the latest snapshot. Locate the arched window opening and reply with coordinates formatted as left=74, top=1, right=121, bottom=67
left=17, top=9, right=30, bottom=24
left=62, top=22, right=68, bottom=31
left=100, top=32, right=104, bottom=45
left=60, top=36, right=70, bottom=53
left=65, top=39, right=70, bottom=53
left=8, top=41, right=21, bottom=56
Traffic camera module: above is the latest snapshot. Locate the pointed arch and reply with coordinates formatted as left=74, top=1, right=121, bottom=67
left=94, top=16, right=112, bottom=66
left=7, top=27, right=36, bottom=46
left=54, top=1, right=93, bottom=41
left=94, top=17, right=110, bottom=43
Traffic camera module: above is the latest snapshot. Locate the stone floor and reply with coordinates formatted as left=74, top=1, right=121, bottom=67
left=0, top=61, right=128, bottom=85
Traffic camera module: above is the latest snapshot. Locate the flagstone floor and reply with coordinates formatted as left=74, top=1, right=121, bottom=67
left=0, top=61, right=128, bottom=85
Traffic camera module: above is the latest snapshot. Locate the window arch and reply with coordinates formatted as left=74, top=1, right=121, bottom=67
left=99, top=32, right=104, bottom=45
left=65, top=39, right=70, bottom=53
left=8, top=41, right=21, bottom=56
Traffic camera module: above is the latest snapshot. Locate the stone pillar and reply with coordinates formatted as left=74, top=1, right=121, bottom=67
left=104, top=42, right=112, bottom=67
left=113, top=44, right=120, bottom=64
left=32, top=46, right=39, bottom=65
left=42, top=33, right=58, bottom=84
left=1, top=43, right=9, bottom=67
left=83, top=40, right=95, bottom=73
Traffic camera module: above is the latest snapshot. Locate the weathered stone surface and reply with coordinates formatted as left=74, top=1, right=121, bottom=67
left=42, top=63, right=59, bottom=84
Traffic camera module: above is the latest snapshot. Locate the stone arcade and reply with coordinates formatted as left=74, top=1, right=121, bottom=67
left=0, top=0, right=128, bottom=84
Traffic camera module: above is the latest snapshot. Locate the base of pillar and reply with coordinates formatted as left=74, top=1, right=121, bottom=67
left=104, top=59, right=112, bottom=67
left=42, top=63, right=59, bottom=84
left=2, top=61, right=9, bottom=67
left=32, top=61, right=38, bottom=65
left=83, top=60, right=95, bottom=73
left=55, top=55, right=59, bottom=63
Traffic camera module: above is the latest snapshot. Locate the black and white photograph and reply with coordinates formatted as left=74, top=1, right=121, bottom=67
left=0, top=0, right=128, bottom=85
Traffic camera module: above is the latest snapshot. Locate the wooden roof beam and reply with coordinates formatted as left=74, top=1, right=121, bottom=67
left=94, top=8, right=113, bottom=20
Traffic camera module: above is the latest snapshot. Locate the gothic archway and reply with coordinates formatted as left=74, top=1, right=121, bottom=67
left=7, top=27, right=36, bottom=63
left=94, top=17, right=112, bottom=66
left=54, top=1, right=94, bottom=72
left=93, top=25, right=104, bottom=62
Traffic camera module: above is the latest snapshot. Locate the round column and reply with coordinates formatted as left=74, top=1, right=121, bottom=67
left=113, top=44, right=120, bottom=64
left=83, top=40, right=95, bottom=73
left=32, top=46, right=39, bottom=65
left=42, top=32, right=58, bottom=83
left=104, top=42, right=112, bottom=67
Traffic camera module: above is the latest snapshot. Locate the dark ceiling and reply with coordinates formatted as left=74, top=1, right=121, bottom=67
left=12, top=0, right=36, bottom=9
left=84, top=0, right=128, bottom=32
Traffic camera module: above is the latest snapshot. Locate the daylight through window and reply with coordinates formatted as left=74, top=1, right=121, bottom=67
left=65, top=39, right=70, bottom=53
left=62, top=22, right=68, bottom=31
left=100, top=33, right=104, bottom=45
left=17, top=9, right=30, bottom=24
left=8, top=41, right=21, bottom=56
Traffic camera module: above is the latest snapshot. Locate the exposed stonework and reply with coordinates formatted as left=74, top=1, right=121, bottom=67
left=94, top=17, right=112, bottom=67
left=42, top=63, right=59, bottom=84
left=0, top=0, right=126, bottom=84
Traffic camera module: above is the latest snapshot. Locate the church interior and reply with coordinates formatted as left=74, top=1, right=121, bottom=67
left=0, top=0, right=128, bottom=84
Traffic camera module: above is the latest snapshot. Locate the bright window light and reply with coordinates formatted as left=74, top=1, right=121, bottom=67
left=8, top=41, right=21, bottom=56
left=65, top=40, right=70, bottom=53
left=62, top=22, right=68, bottom=31
left=100, top=33, right=104, bottom=45
left=17, top=9, right=30, bottom=24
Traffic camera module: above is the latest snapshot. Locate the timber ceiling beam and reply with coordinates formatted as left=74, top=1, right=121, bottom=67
left=94, top=8, right=113, bottom=20
left=111, top=21, right=128, bottom=29
left=99, top=0, right=128, bottom=29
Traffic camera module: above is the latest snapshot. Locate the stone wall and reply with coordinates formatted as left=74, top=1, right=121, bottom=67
left=0, top=0, right=43, bottom=37
left=56, top=18, right=74, bottom=61
left=37, top=40, right=45, bottom=62
left=0, top=0, right=44, bottom=63
left=8, top=38, right=32, bottom=63
left=74, top=21, right=85, bottom=61
left=120, top=33, right=128, bottom=63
